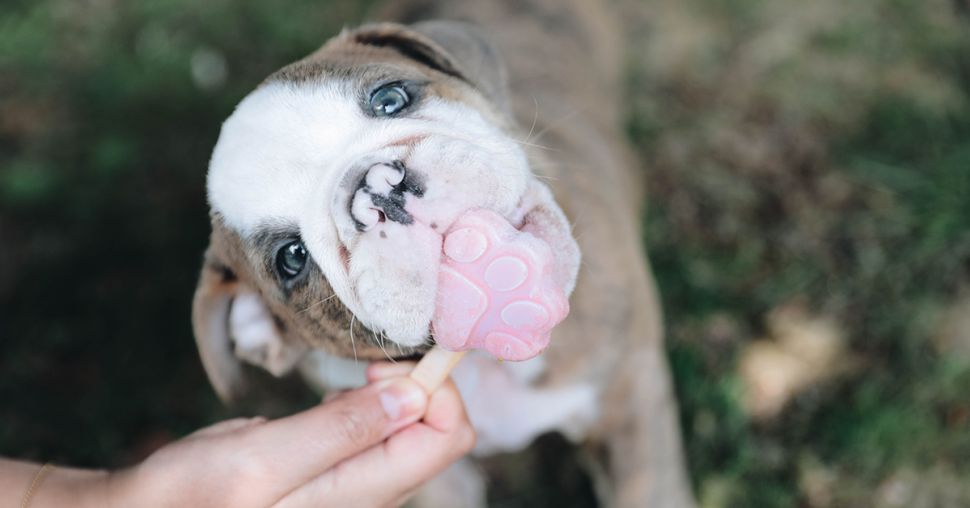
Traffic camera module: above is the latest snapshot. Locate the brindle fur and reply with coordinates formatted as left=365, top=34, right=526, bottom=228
left=378, top=2, right=695, bottom=504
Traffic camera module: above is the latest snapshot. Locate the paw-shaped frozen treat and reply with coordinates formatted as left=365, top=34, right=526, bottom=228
left=431, top=209, right=569, bottom=361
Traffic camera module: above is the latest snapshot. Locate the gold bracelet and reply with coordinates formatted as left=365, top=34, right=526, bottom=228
left=21, top=463, right=55, bottom=508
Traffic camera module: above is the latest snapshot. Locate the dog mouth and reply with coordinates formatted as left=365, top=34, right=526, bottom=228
left=323, top=134, right=575, bottom=354
left=341, top=197, right=557, bottom=358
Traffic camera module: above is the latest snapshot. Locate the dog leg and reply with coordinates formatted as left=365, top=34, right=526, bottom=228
left=599, top=345, right=696, bottom=508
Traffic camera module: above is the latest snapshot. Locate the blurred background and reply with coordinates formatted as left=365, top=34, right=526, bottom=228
left=1, top=0, right=968, bottom=506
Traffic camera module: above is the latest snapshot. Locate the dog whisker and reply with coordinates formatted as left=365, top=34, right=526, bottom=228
left=520, top=95, right=540, bottom=145
left=510, top=138, right=560, bottom=152
left=298, top=293, right=338, bottom=314
left=376, top=329, right=394, bottom=363
left=349, top=314, right=358, bottom=364
left=528, top=107, right=583, bottom=143
left=532, top=173, right=559, bottom=182
left=370, top=330, right=393, bottom=363
left=381, top=331, right=399, bottom=363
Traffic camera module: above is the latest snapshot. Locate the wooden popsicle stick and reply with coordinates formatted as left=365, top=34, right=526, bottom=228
left=409, top=347, right=467, bottom=393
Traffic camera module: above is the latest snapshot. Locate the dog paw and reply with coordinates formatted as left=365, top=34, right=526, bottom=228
left=432, top=209, right=569, bottom=361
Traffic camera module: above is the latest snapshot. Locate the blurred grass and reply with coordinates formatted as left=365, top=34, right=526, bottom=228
left=0, top=0, right=373, bottom=466
left=0, top=1, right=597, bottom=506
left=1, top=0, right=969, bottom=507
left=627, top=0, right=970, bottom=506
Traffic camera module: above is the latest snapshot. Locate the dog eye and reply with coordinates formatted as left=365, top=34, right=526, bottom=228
left=370, top=84, right=410, bottom=117
left=276, top=241, right=308, bottom=279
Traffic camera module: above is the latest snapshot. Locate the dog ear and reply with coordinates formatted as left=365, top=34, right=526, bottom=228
left=193, top=231, right=309, bottom=403
left=351, top=21, right=511, bottom=114
left=192, top=243, right=250, bottom=402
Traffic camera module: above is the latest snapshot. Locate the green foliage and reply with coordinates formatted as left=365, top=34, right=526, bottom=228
left=2, top=0, right=969, bottom=505
left=0, top=0, right=373, bottom=467
left=630, top=0, right=970, bottom=505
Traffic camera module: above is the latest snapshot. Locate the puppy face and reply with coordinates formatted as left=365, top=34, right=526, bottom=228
left=194, top=22, right=580, bottom=400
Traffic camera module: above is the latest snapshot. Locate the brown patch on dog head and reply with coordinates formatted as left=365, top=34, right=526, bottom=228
left=266, top=21, right=510, bottom=119
left=349, top=23, right=465, bottom=81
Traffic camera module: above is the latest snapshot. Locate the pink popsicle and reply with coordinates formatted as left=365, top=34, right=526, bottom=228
left=431, top=209, right=569, bottom=361
left=410, top=209, right=570, bottom=392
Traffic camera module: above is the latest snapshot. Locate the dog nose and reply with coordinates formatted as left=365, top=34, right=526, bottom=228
left=350, top=161, right=419, bottom=231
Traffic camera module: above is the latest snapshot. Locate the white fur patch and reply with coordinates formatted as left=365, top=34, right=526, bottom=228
left=297, top=349, right=369, bottom=392
left=228, top=292, right=305, bottom=376
left=451, top=353, right=599, bottom=455
left=348, top=220, right=442, bottom=346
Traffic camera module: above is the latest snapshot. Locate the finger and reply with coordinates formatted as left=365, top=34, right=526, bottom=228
left=387, top=487, right=420, bottom=508
left=323, top=388, right=349, bottom=403
left=239, top=377, right=428, bottom=498
left=187, top=417, right=267, bottom=439
left=275, top=379, right=474, bottom=508
left=366, top=361, right=415, bottom=382
left=420, top=378, right=473, bottom=435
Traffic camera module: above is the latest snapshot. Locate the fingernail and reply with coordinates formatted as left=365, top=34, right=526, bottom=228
left=378, top=378, right=427, bottom=422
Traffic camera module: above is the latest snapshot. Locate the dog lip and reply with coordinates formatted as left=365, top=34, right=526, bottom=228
left=337, top=243, right=351, bottom=272
left=394, top=342, right=433, bottom=361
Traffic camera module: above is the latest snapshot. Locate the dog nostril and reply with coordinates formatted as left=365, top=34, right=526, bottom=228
left=350, top=160, right=418, bottom=232
left=365, top=163, right=406, bottom=194
left=352, top=189, right=381, bottom=231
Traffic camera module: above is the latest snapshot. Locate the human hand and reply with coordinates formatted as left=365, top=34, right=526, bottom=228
left=125, top=364, right=474, bottom=508
left=8, top=364, right=474, bottom=508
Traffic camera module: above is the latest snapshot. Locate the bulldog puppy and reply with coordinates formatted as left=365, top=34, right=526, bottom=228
left=192, top=1, right=695, bottom=507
